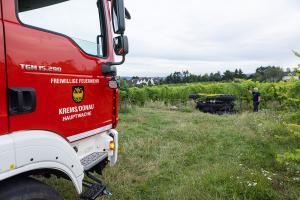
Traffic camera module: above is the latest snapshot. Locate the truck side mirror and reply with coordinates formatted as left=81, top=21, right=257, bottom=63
left=112, top=0, right=125, bottom=34
left=113, top=35, right=129, bottom=56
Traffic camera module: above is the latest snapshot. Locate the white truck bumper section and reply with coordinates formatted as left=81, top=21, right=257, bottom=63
left=108, top=129, right=118, bottom=166
left=71, top=128, right=119, bottom=171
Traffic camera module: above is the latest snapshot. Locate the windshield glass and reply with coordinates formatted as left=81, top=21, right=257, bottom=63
left=18, top=0, right=106, bottom=57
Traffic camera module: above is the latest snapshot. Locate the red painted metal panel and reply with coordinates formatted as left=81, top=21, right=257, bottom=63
left=2, top=0, right=119, bottom=139
left=0, top=0, right=8, bottom=134
left=0, top=1, right=2, bottom=19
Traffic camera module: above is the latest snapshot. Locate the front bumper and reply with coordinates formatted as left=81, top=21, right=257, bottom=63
left=72, top=129, right=119, bottom=171
left=108, top=129, right=118, bottom=166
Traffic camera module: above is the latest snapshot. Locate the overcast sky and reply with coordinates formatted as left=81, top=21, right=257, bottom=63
left=120, top=0, right=300, bottom=77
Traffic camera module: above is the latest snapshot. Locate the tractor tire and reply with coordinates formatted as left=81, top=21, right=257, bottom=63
left=217, top=103, right=235, bottom=114
left=219, top=105, right=231, bottom=114
left=197, top=102, right=209, bottom=113
left=197, top=103, right=218, bottom=113
left=0, top=177, right=63, bottom=200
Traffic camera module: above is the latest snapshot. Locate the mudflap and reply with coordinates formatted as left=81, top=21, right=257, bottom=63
left=80, top=172, right=112, bottom=200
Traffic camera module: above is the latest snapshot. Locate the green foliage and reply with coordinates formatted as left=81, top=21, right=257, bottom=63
left=164, top=69, right=247, bottom=84
left=286, top=123, right=300, bottom=138
left=120, top=80, right=300, bottom=111
left=293, top=50, right=300, bottom=58
left=285, top=112, right=300, bottom=124
left=254, top=66, right=284, bottom=82
left=277, top=149, right=300, bottom=164
left=292, top=50, right=300, bottom=78
left=162, top=66, right=286, bottom=84
left=275, top=51, right=300, bottom=168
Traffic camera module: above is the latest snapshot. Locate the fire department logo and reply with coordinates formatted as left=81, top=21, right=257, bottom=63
left=72, top=86, right=84, bottom=103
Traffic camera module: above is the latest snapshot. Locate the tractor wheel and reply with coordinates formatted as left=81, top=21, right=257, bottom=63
left=217, top=104, right=232, bottom=114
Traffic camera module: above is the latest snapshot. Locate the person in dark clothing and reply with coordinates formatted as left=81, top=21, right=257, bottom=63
left=252, top=87, right=261, bottom=112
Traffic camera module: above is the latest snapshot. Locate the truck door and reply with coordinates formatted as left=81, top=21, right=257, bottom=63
left=3, top=0, right=116, bottom=141
left=0, top=2, right=8, bottom=135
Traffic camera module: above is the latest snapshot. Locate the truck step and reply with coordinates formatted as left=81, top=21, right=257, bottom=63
left=81, top=183, right=110, bottom=200
left=81, top=172, right=112, bottom=200
left=80, top=152, right=107, bottom=171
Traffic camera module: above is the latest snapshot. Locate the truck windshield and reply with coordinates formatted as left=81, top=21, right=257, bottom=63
left=17, top=0, right=107, bottom=57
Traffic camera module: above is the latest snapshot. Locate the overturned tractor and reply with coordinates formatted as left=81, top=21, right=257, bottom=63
left=189, top=94, right=236, bottom=114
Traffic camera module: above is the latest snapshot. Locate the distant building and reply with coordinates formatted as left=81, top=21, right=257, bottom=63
left=282, top=76, right=299, bottom=81
left=130, top=77, right=162, bottom=86
left=282, top=72, right=299, bottom=81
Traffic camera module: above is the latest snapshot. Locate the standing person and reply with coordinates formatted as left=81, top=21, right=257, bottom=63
left=252, top=87, right=261, bottom=112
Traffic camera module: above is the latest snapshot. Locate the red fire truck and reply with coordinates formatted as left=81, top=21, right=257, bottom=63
left=0, top=0, right=129, bottom=199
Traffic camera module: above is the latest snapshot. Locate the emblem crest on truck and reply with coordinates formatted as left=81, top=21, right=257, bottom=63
left=72, top=86, right=84, bottom=103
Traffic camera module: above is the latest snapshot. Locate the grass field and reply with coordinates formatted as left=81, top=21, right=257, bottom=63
left=48, top=103, right=300, bottom=200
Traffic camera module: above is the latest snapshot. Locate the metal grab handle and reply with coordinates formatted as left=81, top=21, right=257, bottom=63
left=8, top=88, right=36, bottom=115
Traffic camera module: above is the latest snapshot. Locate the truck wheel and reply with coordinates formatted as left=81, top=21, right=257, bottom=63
left=0, top=177, right=63, bottom=200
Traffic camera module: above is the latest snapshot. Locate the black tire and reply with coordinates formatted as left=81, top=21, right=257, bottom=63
left=198, top=102, right=235, bottom=114
left=0, top=177, right=63, bottom=200
left=198, top=103, right=217, bottom=113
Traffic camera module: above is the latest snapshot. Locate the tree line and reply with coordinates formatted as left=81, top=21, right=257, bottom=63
left=164, top=66, right=288, bottom=84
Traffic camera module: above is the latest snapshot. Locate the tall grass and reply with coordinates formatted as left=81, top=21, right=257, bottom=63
left=45, top=105, right=300, bottom=200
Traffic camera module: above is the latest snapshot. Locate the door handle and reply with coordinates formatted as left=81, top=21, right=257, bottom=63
left=8, top=88, right=36, bottom=115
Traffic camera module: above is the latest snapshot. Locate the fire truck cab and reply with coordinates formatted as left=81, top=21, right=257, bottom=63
left=0, top=0, right=129, bottom=199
